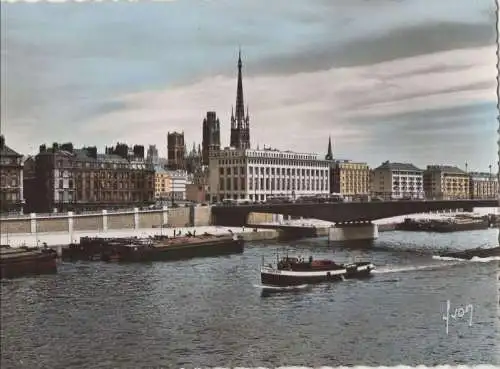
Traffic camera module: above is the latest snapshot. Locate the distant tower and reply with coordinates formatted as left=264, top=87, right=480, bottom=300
left=202, top=111, right=221, bottom=165
left=230, top=49, right=251, bottom=150
left=146, top=145, right=159, bottom=165
left=325, top=136, right=333, bottom=160
left=167, top=132, right=185, bottom=170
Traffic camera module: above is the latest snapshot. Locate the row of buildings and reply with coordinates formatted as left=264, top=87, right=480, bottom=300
left=206, top=143, right=497, bottom=203
left=1, top=50, right=497, bottom=213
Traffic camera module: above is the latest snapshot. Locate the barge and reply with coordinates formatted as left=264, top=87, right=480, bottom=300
left=260, top=254, right=375, bottom=287
left=438, top=246, right=500, bottom=260
left=63, top=233, right=244, bottom=262
left=0, top=245, right=57, bottom=279
left=396, top=216, right=489, bottom=233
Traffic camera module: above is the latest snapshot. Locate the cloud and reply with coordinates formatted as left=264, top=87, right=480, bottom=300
left=71, top=45, right=495, bottom=171
left=249, top=20, right=495, bottom=76
left=0, top=0, right=496, bottom=173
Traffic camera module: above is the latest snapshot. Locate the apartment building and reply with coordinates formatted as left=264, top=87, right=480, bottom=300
left=329, top=159, right=370, bottom=197
left=26, top=142, right=155, bottom=212
left=371, top=161, right=424, bottom=200
left=0, top=135, right=24, bottom=213
left=468, top=171, right=498, bottom=199
left=423, top=165, right=469, bottom=200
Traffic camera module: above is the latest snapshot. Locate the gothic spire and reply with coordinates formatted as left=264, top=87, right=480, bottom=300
left=326, top=136, right=333, bottom=160
left=235, top=48, right=245, bottom=127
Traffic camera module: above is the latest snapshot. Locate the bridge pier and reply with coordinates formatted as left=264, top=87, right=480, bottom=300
left=328, top=221, right=378, bottom=243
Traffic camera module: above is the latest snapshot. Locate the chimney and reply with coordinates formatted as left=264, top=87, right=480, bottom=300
left=0, top=135, right=4, bottom=149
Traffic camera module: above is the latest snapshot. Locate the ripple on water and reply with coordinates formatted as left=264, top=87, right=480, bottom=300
left=1, top=230, right=499, bottom=368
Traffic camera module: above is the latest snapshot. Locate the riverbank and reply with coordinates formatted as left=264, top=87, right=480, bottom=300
left=0, top=226, right=282, bottom=248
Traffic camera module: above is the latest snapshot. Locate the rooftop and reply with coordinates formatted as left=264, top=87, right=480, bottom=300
left=375, top=161, right=423, bottom=172
left=0, top=135, right=22, bottom=158
left=426, top=165, right=466, bottom=174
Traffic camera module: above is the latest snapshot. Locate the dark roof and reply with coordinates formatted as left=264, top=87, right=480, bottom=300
left=0, top=144, right=22, bottom=158
left=375, top=161, right=423, bottom=172
left=425, top=165, right=466, bottom=174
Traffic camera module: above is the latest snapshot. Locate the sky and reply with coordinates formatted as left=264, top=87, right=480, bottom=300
left=0, top=0, right=498, bottom=171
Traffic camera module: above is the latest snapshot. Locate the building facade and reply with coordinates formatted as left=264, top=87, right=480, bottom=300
left=330, top=159, right=370, bottom=198
left=208, top=147, right=330, bottom=202
left=166, top=170, right=188, bottom=201
left=371, top=161, right=424, bottom=200
left=202, top=111, right=221, bottom=166
left=26, top=142, right=155, bottom=213
left=0, top=135, right=24, bottom=213
left=167, top=131, right=186, bottom=170
left=229, top=50, right=251, bottom=150
left=154, top=166, right=172, bottom=199
left=186, top=183, right=208, bottom=203
left=423, top=165, right=469, bottom=200
left=469, top=171, right=498, bottom=199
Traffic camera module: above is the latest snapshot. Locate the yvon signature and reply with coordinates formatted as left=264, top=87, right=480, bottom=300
left=442, top=300, right=474, bottom=335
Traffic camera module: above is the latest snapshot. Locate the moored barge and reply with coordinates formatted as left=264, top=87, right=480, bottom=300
left=396, top=216, right=489, bottom=232
left=438, top=246, right=500, bottom=260
left=63, top=233, right=244, bottom=262
left=260, top=254, right=375, bottom=287
left=1, top=245, right=58, bottom=279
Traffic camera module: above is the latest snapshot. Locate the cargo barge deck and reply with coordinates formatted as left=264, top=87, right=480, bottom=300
left=63, top=233, right=244, bottom=262
left=1, top=245, right=58, bottom=279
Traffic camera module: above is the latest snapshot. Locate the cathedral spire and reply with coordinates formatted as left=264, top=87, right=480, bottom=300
left=230, top=48, right=251, bottom=150
left=325, top=136, right=333, bottom=160
left=235, top=48, right=245, bottom=127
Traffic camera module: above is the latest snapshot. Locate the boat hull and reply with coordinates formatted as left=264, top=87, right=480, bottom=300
left=1, top=248, right=57, bottom=279
left=396, top=218, right=489, bottom=232
left=261, top=267, right=346, bottom=286
left=438, top=246, right=500, bottom=260
left=113, top=238, right=244, bottom=262
left=63, top=235, right=244, bottom=263
left=260, top=262, right=375, bottom=287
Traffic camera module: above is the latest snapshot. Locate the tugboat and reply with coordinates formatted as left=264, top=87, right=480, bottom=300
left=260, top=252, right=375, bottom=287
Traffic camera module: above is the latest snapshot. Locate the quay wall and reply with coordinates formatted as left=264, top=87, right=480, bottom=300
left=0, top=206, right=211, bottom=235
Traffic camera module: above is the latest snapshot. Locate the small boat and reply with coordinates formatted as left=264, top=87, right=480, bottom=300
left=260, top=253, right=375, bottom=287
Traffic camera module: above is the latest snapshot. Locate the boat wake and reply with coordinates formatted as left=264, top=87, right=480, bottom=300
left=432, top=255, right=500, bottom=263
left=253, top=283, right=310, bottom=291
left=372, top=261, right=464, bottom=274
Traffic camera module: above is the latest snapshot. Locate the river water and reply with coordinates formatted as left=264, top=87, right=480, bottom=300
left=1, top=229, right=499, bottom=368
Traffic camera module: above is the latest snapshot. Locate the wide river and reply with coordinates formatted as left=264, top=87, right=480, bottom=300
left=1, top=229, right=499, bottom=368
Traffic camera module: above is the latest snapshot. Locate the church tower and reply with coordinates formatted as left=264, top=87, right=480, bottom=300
left=325, top=136, right=333, bottom=160
left=230, top=49, right=251, bottom=150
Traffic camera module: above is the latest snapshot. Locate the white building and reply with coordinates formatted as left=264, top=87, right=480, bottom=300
left=208, top=147, right=330, bottom=202
left=371, top=161, right=424, bottom=200
left=166, top=169, right=188, bottom=201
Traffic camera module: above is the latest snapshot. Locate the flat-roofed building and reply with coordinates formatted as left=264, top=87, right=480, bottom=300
left=208, top=147, right=330, bottom=203
left=469, top=171, right=498, bottom=199
left=330, top=159, right=370, bottom=198
left=423, top=165, right=469, bottom=200
left=154, top=166, right=172, bottom=199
